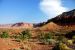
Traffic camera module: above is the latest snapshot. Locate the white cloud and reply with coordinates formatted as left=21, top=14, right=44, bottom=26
left=40, top=0, right=69, bottom=19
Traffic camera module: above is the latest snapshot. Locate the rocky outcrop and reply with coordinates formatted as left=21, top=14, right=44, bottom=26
left=39, top=9, right=75, bottom=32
left=51, top=9, right=75, bottom=25
left=0, top=22, right=33, bottom=28
left=12, top=22, right=33, bottom=27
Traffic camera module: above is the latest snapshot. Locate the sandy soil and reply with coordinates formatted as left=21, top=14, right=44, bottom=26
left=0, top=38, right=54, bottom=50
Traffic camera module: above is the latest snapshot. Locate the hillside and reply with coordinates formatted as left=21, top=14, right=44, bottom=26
left=39, top=9, right=75, bottom=32
left=51, top=9, right=75, bottom=25
left=40, top=22, right=59, bottom=31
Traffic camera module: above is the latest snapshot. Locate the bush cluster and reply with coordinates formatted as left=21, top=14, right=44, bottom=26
left=0, top=32, right=9, bottom=38
left=38, top=32, right=53, bottom=45
left=18, top=30, right=31, bottom=41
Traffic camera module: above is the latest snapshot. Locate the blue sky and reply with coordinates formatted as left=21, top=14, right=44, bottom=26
left=0, top=0, right=75, bottom=24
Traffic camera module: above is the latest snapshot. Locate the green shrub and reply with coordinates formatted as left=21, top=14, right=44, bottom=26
left=19, top=30, right=31, bottom=41
left=38, top=32, right=52, bottom=45
left=0, top=32, right=9, bottom=38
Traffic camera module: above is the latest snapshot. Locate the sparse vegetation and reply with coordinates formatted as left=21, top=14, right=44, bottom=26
left=38, top=32, right=53, bottom=45
left=59, top=42, right=73, bottom=50
left=18, top=29, right=31, bottom=41
left=0, top=32, right=9, bottom=38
